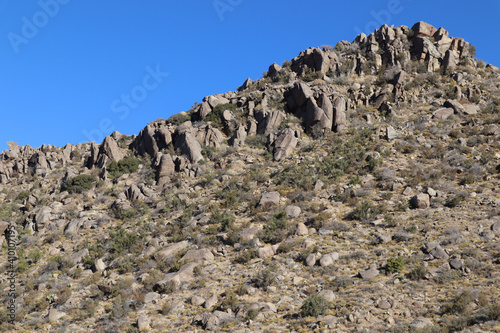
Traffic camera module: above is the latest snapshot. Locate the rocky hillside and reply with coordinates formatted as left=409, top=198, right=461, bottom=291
left=1, top=21, right=500, bottom=332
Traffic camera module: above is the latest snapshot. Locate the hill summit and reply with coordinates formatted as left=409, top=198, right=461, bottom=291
left=1, top=21, right=500, bottom=332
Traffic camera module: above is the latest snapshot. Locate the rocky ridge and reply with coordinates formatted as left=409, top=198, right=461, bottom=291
left=0, top=21, right=499, bottom=332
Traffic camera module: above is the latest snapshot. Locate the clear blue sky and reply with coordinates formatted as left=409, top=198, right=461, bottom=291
left=0, top=0, right=499, bottom=152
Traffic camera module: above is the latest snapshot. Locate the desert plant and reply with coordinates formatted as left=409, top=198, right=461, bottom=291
left=300, top=293, right=331, bottom=317
left=386, top=257, right=405, bottom=273
left=107, top=156, right=140, bottom=178
left=254, top=269, right=275, bottom=290
left=349, top=200, right=385, bottom=221
left=63, top=174, right=96, bottom=194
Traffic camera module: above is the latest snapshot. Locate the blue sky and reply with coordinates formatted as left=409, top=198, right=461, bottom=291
left=0, top=0, right=499, bottom=152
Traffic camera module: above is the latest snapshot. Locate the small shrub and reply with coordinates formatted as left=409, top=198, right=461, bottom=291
left=300, top=294, right=331, bottom=317
left=210, top=210, right=235, bottom=232
left=445, top=290, right=475, bottom=314
left=386, top=257, right=405, bottom=273
left=445, top=195, right=464, bottom=208
left=234, top=249, right=258, bottom=264
left=107, top=156, right=140, bottom=178
left=258, top=211, right=289, bottom=244
left=254, top=269, right=275, bottom=290
left=63, top=175, right=96, bottom=194
left=349, top=200, right=385, bottom=221
left=166, top=113, right=190, bottom=126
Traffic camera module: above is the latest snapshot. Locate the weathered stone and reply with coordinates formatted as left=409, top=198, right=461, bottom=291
left=258, top=245, right=275, bottom=259
left=191, top=295, right=205, bottom=306
left=144, top=292, right=160, bottom=304
left=285, top=205, right=301, bottom=218
left=273, top=128, right=298, bottom=161
left=433, top=108, right=454, bottom=120
left=360, top=265, right=379, bottom=279
left=48, top=308, right=65, bottom=323
left=423, top=242, right=449, bottom=259
left=137, top=315, right=150, bottom=331
left=198, top=101, right=212, bottom=120
left=204, top=293, right=218, bottom=309
left=195, top=124, right=224, bottom=148
left=320, top=252, right=339, bottom=267
left=67, top=248, right=89, bottom=264
left=155, top=241, right=190, bottom=261
left=259, top=191, right=280, bottom=209
left=492, top=221, right=500, bottom=234
left=410, top=318, right=434, bottom=330
left=156, top=153, right=175, bottom=186
left=449, top=258, right=463, bottom=270
left=174, top=131, right=204, bottom=163
left=410, top=193, right=430, bottom=209
left=291, top=82, right=313, bottom=108
left=257, top=110, right=286, bottom=135
left=296, top=222, right=309, bottom=236
left=92, top=259, right=106, bottom=273
left=333, top=96, right=347, bottom=132
left=181, top=248, right=215, bottom=263
left=305, top=253, right=316, bottom=267
left=98, top=136, right=124, bottom=166
left=386, top=126, right=398, bottom=140
left=444, top=99, right=465, bottom=114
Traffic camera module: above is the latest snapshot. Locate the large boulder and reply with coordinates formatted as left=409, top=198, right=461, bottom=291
left=256, top=110, right=286, bottom=135
left=97, top=136, right=123, bottom=168
left=174, top=131, right=204, bottom=163
left=156, top=153, right=176, bottom=186
left=411, top=21, right=437, bottom=38
left=273, top=128, right=298, bottom=161
left=333, top=96, right=348, bottom=132
left=291, top=82, right=313, bottom=108
left=194, top=124, right=224, bottom=148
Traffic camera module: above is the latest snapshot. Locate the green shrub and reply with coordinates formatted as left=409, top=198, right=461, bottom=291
left=300, top=294, right=331, bottom=317
left=349, top=200, right=385, bottom=221
left=107, top=156, right=140, bottom=178
left=108, top=227, right=142, bottom=256
left=210, top=210, right=235, bottom=232
left=15, top=191, right=30, bottom=203
left=63, top=175, right=96, bottom=194
left=234, top=249, right=258, bottom=264
left=205, top=103, right=238, bottom=129
left=386, top=257, right=405, bottom=273
left=254, top=269, right=275, bottom=290
left=166, top=113, right=190, bottom=126
left=258, top=211, right=289, bottom=244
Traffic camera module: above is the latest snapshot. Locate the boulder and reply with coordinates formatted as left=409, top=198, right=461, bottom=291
left=360, top=265, right=379, bottom=279
left=444, top=99, right=465, bottom=114
left=174, top=131, right=204, bottom=163
left=155, top=241, right=190, bottom=261
left=296, top=222, right=309, bottom=236
left=181, top=248, right=215, bottom=263
left=433, top=108, right=454, bottom=120
left=320, top=252, right=339, bottom=267
left=156, top=153, right=176, bottom=186
left=410, top=193, right=430, bottom=209
left=137, top=315, right=150, bottom=331
left=333, top=96, right=348, bottom=132
left=423, top=242, right=449, bottom=259
left=273, top=128, right=298, bottom=161
left=259, top=192, right=280, bottom=209
left=412, top=21, right=437, bottom=38
left=257, top=110, right=286, bottom=135
left=285, top=205, right=301, bottom=218
left=98, top=136, right=123, bottom=166
left=291, top=82, right=313, bottom=108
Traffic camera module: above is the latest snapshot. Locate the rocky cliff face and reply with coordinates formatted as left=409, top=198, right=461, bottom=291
left=1, top=22, right=500, bottom=332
